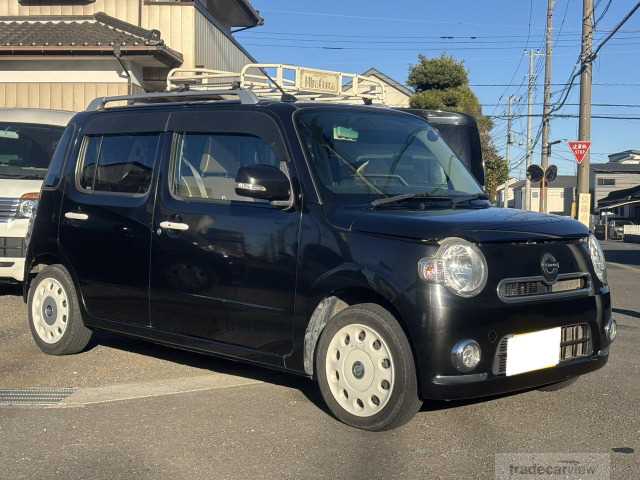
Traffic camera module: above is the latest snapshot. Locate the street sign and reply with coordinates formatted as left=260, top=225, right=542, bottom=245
left=568, top=141, right=592, bottom=164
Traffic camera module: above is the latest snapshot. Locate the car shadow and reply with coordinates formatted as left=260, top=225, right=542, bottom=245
left=90, top=331, right=332, bottom=415
left=0, top=284, right=21, bottom=297
left=612, top=307, right=640, bottom=319
left=91, top=331, right=535, bottom=418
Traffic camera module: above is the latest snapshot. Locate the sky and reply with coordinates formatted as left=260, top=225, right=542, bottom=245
left=236, top=0, right=640, bottom=179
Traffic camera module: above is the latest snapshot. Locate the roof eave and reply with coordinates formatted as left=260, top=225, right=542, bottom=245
left=0, top=45, right=183, bottom=67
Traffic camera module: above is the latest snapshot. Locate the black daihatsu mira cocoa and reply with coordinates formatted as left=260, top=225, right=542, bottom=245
left=24, top=90, right=615, bottom=431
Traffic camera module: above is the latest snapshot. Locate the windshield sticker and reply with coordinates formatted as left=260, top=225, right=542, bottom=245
left=0, top=130, right=19, bottom=140
left=333, top=126, right=359, bottom=142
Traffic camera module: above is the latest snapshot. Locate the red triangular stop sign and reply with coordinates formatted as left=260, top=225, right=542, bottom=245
left=568, top=141, right=592, bottom=164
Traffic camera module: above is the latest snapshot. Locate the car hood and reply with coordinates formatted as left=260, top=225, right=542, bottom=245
left=330, top=206, right=590, bottom=243
left=0, top=179, right=43, bottom=198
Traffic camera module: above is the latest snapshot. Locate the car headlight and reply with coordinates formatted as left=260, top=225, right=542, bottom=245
left=16, top=192, right=39, bottom=219
left=588, top=234, right=607, bottom=284
left=418, top=238, right=488, bottom=298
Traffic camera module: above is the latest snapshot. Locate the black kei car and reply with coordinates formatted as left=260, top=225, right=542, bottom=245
left=24, top=89, right=616, bottom=431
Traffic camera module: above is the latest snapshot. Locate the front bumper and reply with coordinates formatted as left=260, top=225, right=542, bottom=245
left=426, top=349, right=608, bottom=400
left=0, top=220, right=28, bottom=282
left=416, top=286, right=612, bottom=401
left=0, top=257, right=25, bottom=282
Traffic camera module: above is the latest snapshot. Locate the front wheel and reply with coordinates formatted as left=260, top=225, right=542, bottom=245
left=28, top=264, right=93, bottom=355
left=315, top=303, right=422, bottom=431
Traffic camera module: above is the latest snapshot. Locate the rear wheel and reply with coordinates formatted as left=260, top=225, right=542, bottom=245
left=315, top=303, right=422, bottom=431
left=28, top=265, right=93, bottom=355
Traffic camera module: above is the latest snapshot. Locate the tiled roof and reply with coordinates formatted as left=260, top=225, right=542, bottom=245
left=0, top=12, right=182, bottom=66
left=591, top=162, right=640, bottom=173
left=599, top=184, right=640, bottom=205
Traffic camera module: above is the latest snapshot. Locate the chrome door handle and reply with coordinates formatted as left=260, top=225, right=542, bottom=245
left=64, top=212, right=89, bottom=221
left=159, top=221, right=189, bottom=232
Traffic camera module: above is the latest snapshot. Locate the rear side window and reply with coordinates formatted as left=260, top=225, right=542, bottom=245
left=43, top=126, right=74, bottom=188
left=171, top=132, right=281, bottom=203
left=78, top=133, right=160, bottom=195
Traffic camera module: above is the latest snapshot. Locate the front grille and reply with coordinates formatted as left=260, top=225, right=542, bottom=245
left=492, top=323, right=593, bottom=376
left=498, top=273, right=591, bottom=303
left=0, top=237, right=26, bottom=258
left=0, top=197, right=19, bottom=222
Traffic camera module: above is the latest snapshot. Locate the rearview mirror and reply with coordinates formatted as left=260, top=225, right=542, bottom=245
left=235, top=164, right=291, bottom=202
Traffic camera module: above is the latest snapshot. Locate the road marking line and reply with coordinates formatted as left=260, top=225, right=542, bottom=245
left=607, top=262, right=640, bottom=274
left=56, top=374, right=263, bottom=408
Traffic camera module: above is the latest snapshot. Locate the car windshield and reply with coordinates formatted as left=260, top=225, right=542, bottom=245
left=0, top=122, right=65, bottom=180
left=295, top=108, right=483, bottom=204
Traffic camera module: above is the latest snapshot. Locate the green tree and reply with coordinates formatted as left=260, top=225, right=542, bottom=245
left=408, top=54, right=508, bottom=201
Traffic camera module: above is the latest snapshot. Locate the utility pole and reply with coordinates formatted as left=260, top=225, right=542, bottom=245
left=540, top=0, right=555, bottom=213
left=577, top=0, right=594, bottom=215
left=504, top=95, right=515, bottom=208
left=524, top=49, right=541, bottom=211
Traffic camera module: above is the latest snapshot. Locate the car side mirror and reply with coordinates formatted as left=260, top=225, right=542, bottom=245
left=235, top=164, right=291, bottom=202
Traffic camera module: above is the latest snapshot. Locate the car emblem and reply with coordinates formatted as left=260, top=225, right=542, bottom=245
left=541, top=253, right=560, bottom=283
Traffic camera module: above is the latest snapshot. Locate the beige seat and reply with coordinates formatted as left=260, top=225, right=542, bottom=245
left=199, top=141, right=252, bottom=202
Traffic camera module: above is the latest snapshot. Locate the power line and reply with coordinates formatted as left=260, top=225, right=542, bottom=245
left=491, top=114, right=640, bottom=120
left=483, top=102, right=640, bottom=107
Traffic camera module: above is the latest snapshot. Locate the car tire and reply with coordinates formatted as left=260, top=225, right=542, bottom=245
left=27, top=264, right=93, bottom=355
left=315, top=303, right=422, bottom=431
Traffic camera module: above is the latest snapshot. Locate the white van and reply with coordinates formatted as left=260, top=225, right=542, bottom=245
left=0, top=109, right=74, bottom=283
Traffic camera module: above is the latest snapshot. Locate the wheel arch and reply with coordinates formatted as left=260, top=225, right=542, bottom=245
left=302, top=286, right=417, bottom=378
left=23, top=252, right=80, bottom=303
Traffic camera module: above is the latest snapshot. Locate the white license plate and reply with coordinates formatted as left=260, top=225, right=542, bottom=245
left=506, top=327, right=561, bottom=377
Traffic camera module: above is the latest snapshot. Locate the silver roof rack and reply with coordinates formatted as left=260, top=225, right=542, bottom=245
left=166, top=63, right=386, bottom=105
left=86, top=88, right=259, bottom=111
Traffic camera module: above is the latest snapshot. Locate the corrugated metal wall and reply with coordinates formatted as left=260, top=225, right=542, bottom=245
left=142, top=4, right=195, bottom=68
left=194, top=10, right=253, bottom=71
left=0, top=82, right=129, bottom=111
left=0, top=0, right=140, bottom=23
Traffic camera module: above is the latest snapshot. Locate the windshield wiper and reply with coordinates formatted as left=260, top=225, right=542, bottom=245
left=450, top=193, right=490, bottom=208
left=371, top=192, right=453, bottom=208
left=371, top=192, right=489, bottom=209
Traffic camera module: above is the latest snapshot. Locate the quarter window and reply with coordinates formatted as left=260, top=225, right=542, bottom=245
left=172, top=133, right=282, bottom=203
left=79, top=133, right=160, bottom=195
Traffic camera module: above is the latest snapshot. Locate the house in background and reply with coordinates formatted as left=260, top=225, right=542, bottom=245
left=0, top=0, right=262, bottom=111
left=360, top=68, right=413, bottom=107
left=598, top=184, right=640, bottom=221
left=512, top=175, right=576, bottom=216
left=591, top=150, right=640, bottom=209
left=495, top=177, right=518, bottom=208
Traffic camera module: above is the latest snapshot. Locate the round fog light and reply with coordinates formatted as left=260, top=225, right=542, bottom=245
left=606, top=319, right=617, bottom=343
left=451, top=339, right=482, bottom=373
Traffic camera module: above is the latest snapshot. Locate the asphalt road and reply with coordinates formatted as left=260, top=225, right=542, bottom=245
left=0, top=242, right=638, bottom=479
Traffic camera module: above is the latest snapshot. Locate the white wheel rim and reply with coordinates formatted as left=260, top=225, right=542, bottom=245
left=325, top=323, right=395, bottom=417
left=31, top=278, right=70, bottom=344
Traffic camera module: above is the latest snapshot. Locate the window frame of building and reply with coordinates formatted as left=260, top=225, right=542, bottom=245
left=597, top=177, right=616, bottom=186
